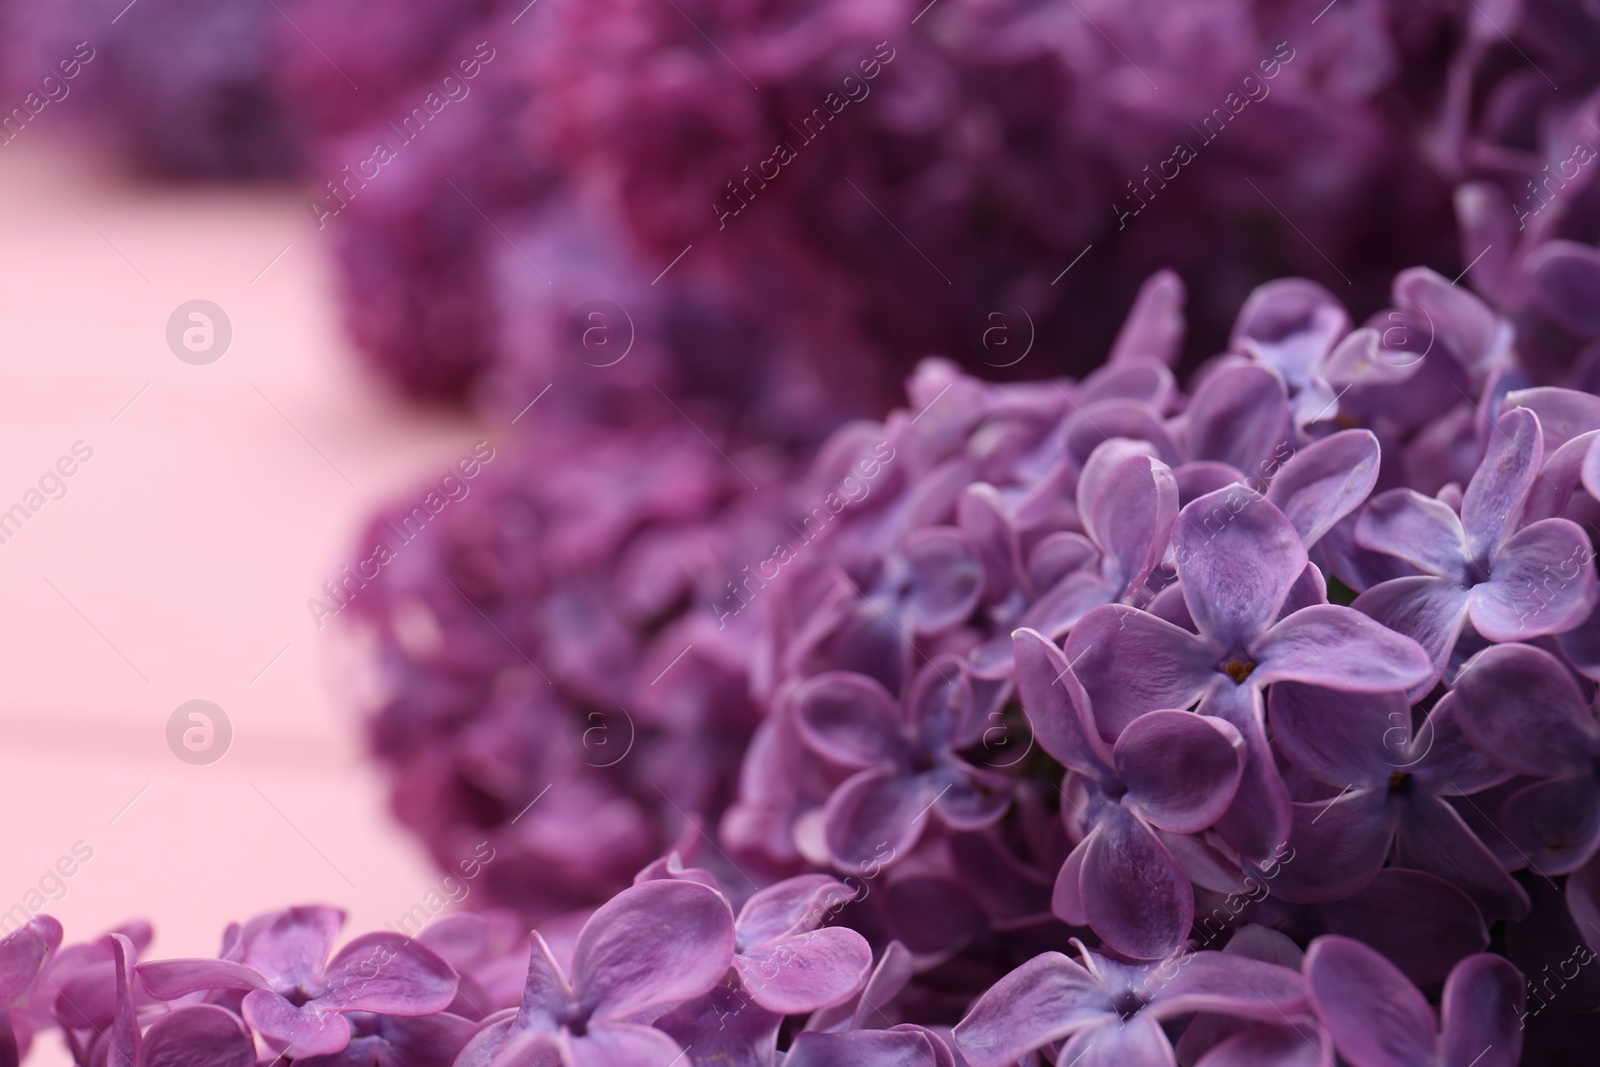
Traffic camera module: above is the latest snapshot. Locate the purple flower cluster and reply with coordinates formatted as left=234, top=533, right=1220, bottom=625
left=1445, top=0, right=1600, bottom=386
left=265, top=0, right=1476, bottom=413
left=298, top=263, right=1600, bottom=1064
left=343, top=416, right=795, bottom=920
left=0, top=0, right=299, bottom=176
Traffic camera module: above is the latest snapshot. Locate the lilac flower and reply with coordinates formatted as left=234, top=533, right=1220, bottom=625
left=968, top=449, right=1179, bottom=676
left=1014, top=628, right=1245, bottom=959
left=794, top=656, right=1010, bottom=871
left=455, top=879, right=734, bottom=1067
left=952, top=939, right=1305, bottom=1067
left=1063, top=484, right=1432, bottom=861
left=1451, top=642, right=1600, bottom=875
left=1353, top=407, right=1597, bottom=688
left=103, top=934, right=256, bottom=1067
left=0, top=916, right=61, bottom=1063
left=1265, top=682, right=1526, bottom=920
left=783, top=1025, right=955, bottom=1067
left=1304, top=936, right=1524, bottom=1067
left=635, top=860, right=872, bottom=1014
left=136, top=906, right=458, bottom=1056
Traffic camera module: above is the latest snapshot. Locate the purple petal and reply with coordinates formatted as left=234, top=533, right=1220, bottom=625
left=934, top=766, right=1011, bottom=830
left=1504, top=387, right=1600, bottom=451
left=1115, top=710, right=1245, bottom=834
left=1319, top=871, right=1488, bottom=986
left=1412, top=692, right=1514, bottom=795
left=1439, top=955, right=1524, bottom=1067
left=737, top=927, right=872, bottom=1015
left=1500, top=776, right=1600, bottom=875
left=1080, top=807, right=1193, bottom=960
left=242, top=990, right=353, bottom=1057
left=137, top=957, right=272, bottom=1000
left=1461, top=407, right=1543, bottom=566
left=1264, top=793, right=1392, bottom=904
left=1232, top=277, right=1347, bottom=380
left=243, top=906, right=345, bottom=993
left=909, top=656, right=977, bottom=750
left=142, top=1005, right=256, bottom=1067
left=319, top=933, right=457, bottom=1016
left=107, top=934, right=140, bottom=1067
left=514, top=934, right=570, bottom=1032
left=1524, top=428, right=1598, bottom=522
left=1201, top=683, right=1292, bottom=865
left=1178, top=460, right=1250, bottom=504
left=571, top=880, right=735, bottom=1023
left=1148, top=952, right=1306, bottom=1021
left=0, top=916, right=61, bottom=1006
left=957, top=483, right=1021, bottom=605
left=1354, top=489, right=1469, bottom=578
left=1061, top=605, right=1218, bottom=736
left=822, top=767, right=931, bottom=872
left=1265, top=430, right=1381, bottom=548
left=736, top=875, right=854, bottom=948
left=1527, top=239, right=1600, bottom=337
left=1450, top=643, right=1598, bottom=776
left=793, top=673, right=908, bottom=770
left=1012, top=628, right=1114, bottom=777
left=1304, top=936, right=1437, bottom=1067
left=952, top=951, right=1107, bottom=1067
left=653, top=985, right=781, bottom=1067
left=565, top=1024, right=688, bottom=1067
left=1473, top=517, right=1597, bottom=639
left=1253, top=604, right=1432, bottom=693
left=1027, top=532, right=1099, bottom=593
left=1110, top=269, right=1185, bottom=368
left=1058, top=1017, right=1173, bottom=1067
left=1268, top=682, right=1397, bottom=785
left=1323, top=327, right=1423, bottom=389
left=1014, top=570, right=1118, bottom=645
left=1193, top=1022, right=1332, bottom=1067
left=1052, top=838, right=1090, bottom=926
left=901, top=527, right=984, bottom=635
left=1349, top=576, right=1470, bottom=692
left=786, top=1026, right=955, bottom=1067
left=1175, top=487, right=1307, bottom=651
left=1393, top=266, right=1510, bottom=375
left=1084, top=454, right=1179, bottom=592
left=1185, top=364, right=1291, bottom=474
left=1393, top=795, right=1529, bottom=922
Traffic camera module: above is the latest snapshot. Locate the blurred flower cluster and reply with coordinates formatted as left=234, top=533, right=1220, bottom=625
left=261, top=0, right=1473, bottom=411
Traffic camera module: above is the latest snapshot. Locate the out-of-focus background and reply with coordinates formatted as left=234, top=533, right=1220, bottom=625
left=0, top=138, right=482, bottom=1061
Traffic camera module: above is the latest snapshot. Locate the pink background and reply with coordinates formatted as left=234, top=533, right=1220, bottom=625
left=0, top=138, right=484, bottom=1064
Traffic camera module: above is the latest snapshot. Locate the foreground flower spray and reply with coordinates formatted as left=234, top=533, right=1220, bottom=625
left=18, top=260, right=1600, bottom=1063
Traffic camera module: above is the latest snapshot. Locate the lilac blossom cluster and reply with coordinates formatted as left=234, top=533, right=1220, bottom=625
left=0, top=0, right=299, bottom=176
left=300, top=263, right=1600, bottom=1063
left=1443, top=0, right=1600, bottom=391
left=268, top=0, right=1468, bottom=413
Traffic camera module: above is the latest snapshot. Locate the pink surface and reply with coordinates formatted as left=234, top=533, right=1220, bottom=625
left=0, top=139, right=485, bottom=1063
